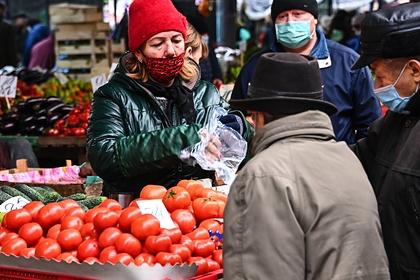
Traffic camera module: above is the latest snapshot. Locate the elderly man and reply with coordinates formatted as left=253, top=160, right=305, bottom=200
left=231, top=0, right=381, bottom=144
left=352, top=3, right=420, bottom=280
left=224, top=52, right=390, bottom=280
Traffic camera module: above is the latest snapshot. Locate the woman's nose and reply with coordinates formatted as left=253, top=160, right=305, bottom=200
left=164, top=42, right=176, bottom=57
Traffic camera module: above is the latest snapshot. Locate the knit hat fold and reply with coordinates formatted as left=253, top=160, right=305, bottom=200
left=271, top=0, right=318, bottom=23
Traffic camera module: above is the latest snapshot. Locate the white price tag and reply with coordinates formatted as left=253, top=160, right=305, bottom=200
left=0, top=196, right=30, bottom=213
left=108, top=63, right=118, bottom=80
left=136, top=199, right=177, bottom=229
left=91, top=74, right=107, bottom=93
left=0, top=75, right=17, bottom=98
left=54, top=72, right=69, bottom=85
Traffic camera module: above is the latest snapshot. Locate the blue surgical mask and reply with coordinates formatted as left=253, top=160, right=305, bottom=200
left=275, top=21, right=315, bottom=49
left=374, top=63, right=419, bottom=113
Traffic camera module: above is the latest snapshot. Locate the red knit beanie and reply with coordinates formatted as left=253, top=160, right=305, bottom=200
left=128, top=0, right=188, bottom=52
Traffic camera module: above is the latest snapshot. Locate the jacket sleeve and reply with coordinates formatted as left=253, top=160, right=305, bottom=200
left=351, top=66, right=381, bottom=140
left=224, top=173, right=305, bottom=279
left=87, top=90, right=201, bottom=181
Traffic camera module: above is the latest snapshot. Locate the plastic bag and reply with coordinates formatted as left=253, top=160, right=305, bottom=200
left=180, top=107, right=247, bottom=185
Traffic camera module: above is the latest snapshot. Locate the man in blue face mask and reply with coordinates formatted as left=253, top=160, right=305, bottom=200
left=231, top=0, right=381, bottom=145
left=352, top=3, right=420, bottom=280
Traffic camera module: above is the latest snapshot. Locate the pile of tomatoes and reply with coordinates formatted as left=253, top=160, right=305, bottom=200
left=47, top=104, right=90, bottom=137
left=0, top=180, right=225, bottom=277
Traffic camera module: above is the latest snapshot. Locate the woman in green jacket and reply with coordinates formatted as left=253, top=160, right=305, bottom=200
left=87, top=0, right=251, bottom=197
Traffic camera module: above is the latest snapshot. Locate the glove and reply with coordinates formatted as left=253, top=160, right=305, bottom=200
left=219, top=114, right=244, bottom=135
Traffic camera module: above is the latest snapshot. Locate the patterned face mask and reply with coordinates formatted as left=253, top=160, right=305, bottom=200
left=144, top=53, right=185, bottom=84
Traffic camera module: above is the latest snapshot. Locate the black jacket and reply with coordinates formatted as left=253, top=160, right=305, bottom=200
left=0, top=19, right=17, bottom=68
left=354, top=91, right=420, bottom=280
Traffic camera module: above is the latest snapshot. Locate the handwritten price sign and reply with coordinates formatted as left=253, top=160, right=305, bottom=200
left=91, top=74, right=107, bottom=93
left=136, top=199, right=177, bottom=229
left=0, top=75, right=17, bottom=98
left=0, top=196, right=30, bottom=213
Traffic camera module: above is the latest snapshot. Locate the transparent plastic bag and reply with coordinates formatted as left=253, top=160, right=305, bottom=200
left=180, top=107, right=247, bottom=185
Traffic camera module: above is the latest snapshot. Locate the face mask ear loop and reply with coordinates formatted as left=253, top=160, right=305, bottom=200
left=393, top=63, right=409, bottom=87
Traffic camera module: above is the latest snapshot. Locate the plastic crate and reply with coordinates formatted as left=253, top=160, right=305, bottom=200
left=190, top=269, right=223, bottom=280
left=0, top=266, right=90, bottom=280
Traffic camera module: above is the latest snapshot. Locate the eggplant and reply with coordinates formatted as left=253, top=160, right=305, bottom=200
left=36, top=115, right=48, bottom=126
left=46, top=103, right=66, bottom=116
left=1, top=122, right=19, bottom=135
left=24, top=97, right=46, bottom=112
left=33, top=126, right=46, bottom=136
left=4, top=112, right=20, bottom=122
left=22, top=115, right=35, bottom=126
left=24, top=124, right=38, bottom=136
left=48, top=113, right=62, bottom=125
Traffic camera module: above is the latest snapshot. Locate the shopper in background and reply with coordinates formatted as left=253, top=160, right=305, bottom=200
left=231, top=0, right=381, bottom=144
left=224, top=52, right=390, bottom=280
left=22, top=18, right=50, bottom=67
left=87, top=0, right=252, bottom=196
left=28, top=32, right=55, bottom=70
left=352, top=3, right=420, bottom=279
left=13, top=13, right=29, bottom=64
left=0, top=0, right=17, bottom=68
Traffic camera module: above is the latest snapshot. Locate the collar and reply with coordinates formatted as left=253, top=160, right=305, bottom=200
left=252, top=110, right=335, bottom=155
left=271, top=28, right=332, bottom=69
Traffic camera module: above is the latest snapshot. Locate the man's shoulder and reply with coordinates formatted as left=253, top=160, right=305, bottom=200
left=326, top=39, right=359, bottom=62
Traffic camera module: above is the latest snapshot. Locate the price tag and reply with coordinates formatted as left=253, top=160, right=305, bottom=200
left=91, top=74, right=107, bottom=93
left=109, top=63, right=118, bottom=78
left=0, top=75, right=17, bottom=98
left=54, top=72, right=69, bottom=85
left=136, top=199, right=177, bottom=229
left=0, top=196, right=30, bottom=213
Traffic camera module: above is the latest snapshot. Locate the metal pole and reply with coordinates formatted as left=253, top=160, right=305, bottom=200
left=328, top=0, right=333, bottom=16
left=215, top=0, right=236, bottom=48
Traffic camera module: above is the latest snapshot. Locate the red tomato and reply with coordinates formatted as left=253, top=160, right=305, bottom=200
left=80, top=223, right=98, bottom=240
left=1, top=232, right=19, bottom=246
left=115, top=233, right=142, bottom=258
left=47, top=224, right=61, bottom=240
left=212, top=192, right=228, bottom=203
left=170, top=209, right=196, bottom=234
left=114, top=253, right=134, bottom=265
left=37, top=203, right=65, bottom=229
left=65, top=207, right=85, bottom=220
left=77, top=239, right=100, bottom=261
left=144, top=235, right=172, bottom=255
left=206, top=258, right=221, bottom=271
left=57, top=229, right=83, bottom=251
left=56, top=252, right=79, bottom=263
left=84, top=257, right=101, bottom=264
left=94, top=211, right=119, bottom=231
left=98, top=227, right=121, bottom=248
left=213, top=249, right=223, bottom=267
left=177, top=179, right=194, bottom=188
left=20, top=247, right=35, bottom=258
left=170, top=244, right=191, bottom=262
left=118, top=207, right=142, bottom=232
left=58, top=199, right=80, bottom=211
left=199, top=189, right=218, bottom=199
left=23, top=201, right=44, bottom=220
left=99, top=199, right=122, bottom=211
left=180, top=235, right=194, bottom=252
left=162, top=186, right=191, bottom=212
left=188, top=257, right=209, bottom=276
left=84, top=207, right=109, bottom=223
left=2, top=237, right=27, bottom=256
left=199, top=219, right=222, bottom=233
left=131, top=214, right=161, bottom=241
left=139, top=185, right=167, bottom=199
left=155, top=252, right=182, bottom=265
left=192, top=198, right=225, bottom=221
left=18, top=222, right=43, bottom=246
left=61, top=216, right=84, bottom=231
left=192, top=239, right=215, bottom=258
left=134, top=253, right=155, bottom=266
left=99, top=246, right=118, bottom=264
left=160, top=228, right=182, bottom=244
left=35, top=238, right=61, bottom=259
left=186, top=227, right=210, bottom=240
left=3, top=209, right=32, bottom=232
left=183, top=181, right=206, bottom=200
left=0, top=228, right=10, bottom=243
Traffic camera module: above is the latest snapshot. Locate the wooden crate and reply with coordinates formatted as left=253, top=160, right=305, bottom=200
left=49, top=3, right=102, bottom=24
left=110, top=39, right=126, bottom=62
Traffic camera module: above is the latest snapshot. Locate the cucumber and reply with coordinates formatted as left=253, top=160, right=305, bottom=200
left=76, top=201, right=89, bottom=212
left=40, top=186, right=56, bottom=192
left=0, top=191, right=13, bottom=203
left=66, top=193, right=87, bottom=201
left=1, top=186, right=32, bottom=201
left=79, top=196, right=106, bottom=209
left=14, top=184, right=43, bottom=201
left=43, top=192, right=62, bottom=203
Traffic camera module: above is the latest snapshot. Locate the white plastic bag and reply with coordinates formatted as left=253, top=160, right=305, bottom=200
left=180, top=107, right=247, bottom=185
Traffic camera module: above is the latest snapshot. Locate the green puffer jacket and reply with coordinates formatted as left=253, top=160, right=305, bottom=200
left=87, top=66, right=252, bottom=195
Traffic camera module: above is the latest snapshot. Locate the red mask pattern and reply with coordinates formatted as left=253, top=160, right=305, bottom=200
left=144, top=53, right=185, bottom=84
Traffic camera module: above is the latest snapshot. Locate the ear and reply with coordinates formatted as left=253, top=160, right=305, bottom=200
left=134, top=50, right=144, bottom=63
left=254, top=112, right=265, bottom=129
left=408, top=59, right=420, bottom=83
left=185, top=46, right=193, bottom=58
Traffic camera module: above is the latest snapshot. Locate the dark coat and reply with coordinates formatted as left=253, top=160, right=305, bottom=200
left=353, top=91, right=420, bottom=280
left=0, top=19, right=17, bottom=68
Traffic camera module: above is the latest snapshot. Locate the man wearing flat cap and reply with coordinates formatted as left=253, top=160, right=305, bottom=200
left=231, top=0, right=381, bottom=145
left=224, top=52, right=390, bottom=280
left=352, top=3, right=420, bottom=279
